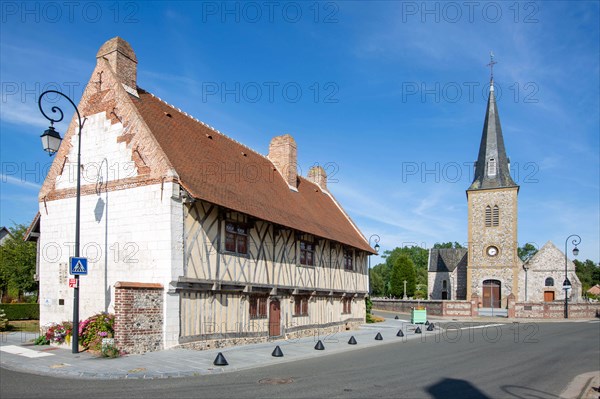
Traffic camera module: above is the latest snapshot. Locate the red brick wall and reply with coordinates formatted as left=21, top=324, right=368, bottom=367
left=512, top=301, right=600, bottom=319
left=372, top=299, right=474, bottom=317
left=114, top=282, right=163, bottom=354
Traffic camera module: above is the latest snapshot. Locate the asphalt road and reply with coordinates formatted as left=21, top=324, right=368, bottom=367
left=2, top=321, right=599, bottom=399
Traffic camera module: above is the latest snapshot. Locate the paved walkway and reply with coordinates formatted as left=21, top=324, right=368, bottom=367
left=1, top=314, right=598, bottom=398
left=0, top=317, right=434, bottom=379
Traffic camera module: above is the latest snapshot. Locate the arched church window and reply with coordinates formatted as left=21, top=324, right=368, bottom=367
left=492, top=205, right=499, bottom=227
left=545, top=277, right=554, bottom=286
left=485, top=206, right=492, bottom=227
left=487, top=158, right=497, bottom=177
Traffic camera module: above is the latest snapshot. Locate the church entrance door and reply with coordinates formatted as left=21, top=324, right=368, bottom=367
left=544, top=291, right=555, bottom=302
left=482, top=280, right=501, bottom=308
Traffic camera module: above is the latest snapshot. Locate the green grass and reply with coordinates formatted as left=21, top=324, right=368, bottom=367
left=5, top=320, right=40, bottom=332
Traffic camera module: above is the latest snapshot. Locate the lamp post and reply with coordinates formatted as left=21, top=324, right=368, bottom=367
left=39, top=90, right=85, bottom=353
left=368, top=234, right=381, bottom=296
left=563, top=234, right=581, bottom=319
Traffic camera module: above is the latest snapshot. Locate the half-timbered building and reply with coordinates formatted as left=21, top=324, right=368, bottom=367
left=36, top=37, right=375, bottom=353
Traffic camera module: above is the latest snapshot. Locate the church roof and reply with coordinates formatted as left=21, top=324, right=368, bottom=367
left=468, top=81, right=518, bottom=191
left=129, top=89, right=376, bottom=254
left=428, top=248, right=468, bottom=272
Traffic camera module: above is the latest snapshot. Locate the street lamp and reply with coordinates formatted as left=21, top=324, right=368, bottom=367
left=38, top=90, right=85, bottom=353
left=368, top=234, right=380, bottom=296
left=563, top=234, right=581, bottom=319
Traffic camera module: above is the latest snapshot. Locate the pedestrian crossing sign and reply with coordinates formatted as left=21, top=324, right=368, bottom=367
left=69, top=257, right=88, bottom=275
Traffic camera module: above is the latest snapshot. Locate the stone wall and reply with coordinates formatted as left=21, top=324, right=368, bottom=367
left=179, top=320, right=362, bottom=351
left=114, top=282, right=164, bottom=354
left=372, top=299, right=474, bottom=317
left=512, top=301, right=600, bottom=319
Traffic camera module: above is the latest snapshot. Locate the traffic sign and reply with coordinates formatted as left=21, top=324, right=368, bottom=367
left=68, top=278, right=78, bottom=288
left=69, top=257, right=88, bottom=275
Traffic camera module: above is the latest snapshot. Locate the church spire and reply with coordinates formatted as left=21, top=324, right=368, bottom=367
left=468, top=53, right=518, bottom=191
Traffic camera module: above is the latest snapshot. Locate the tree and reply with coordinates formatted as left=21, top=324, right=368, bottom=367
left=389, top=255, right=416, bottom=298
left=574, top=259, right=600, bottom=292
left=518, top=243, right=538, bottom=262
left=0, top=224, right=38, bottom=302
left=369, top=267, right=385, bottom=296
left=433, top=242, right=464, bottom=249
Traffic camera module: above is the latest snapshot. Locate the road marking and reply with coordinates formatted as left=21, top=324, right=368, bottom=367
left=0, top=345, right=54, bottom=358
left=445, top=324, right=505, bottom=331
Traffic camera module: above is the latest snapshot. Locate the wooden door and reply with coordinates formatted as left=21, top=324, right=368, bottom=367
left=269, top=300, right=280, bottom=336
left=544, top=291, right=555, bottom=302
left=482, top=280, right=501, bottom=308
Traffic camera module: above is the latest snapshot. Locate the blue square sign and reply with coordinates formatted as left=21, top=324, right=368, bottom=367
left=69, top=257, right=88, bottom=275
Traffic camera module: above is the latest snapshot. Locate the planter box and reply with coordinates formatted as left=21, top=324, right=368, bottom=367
left=411, top=308, right=427, bottom=324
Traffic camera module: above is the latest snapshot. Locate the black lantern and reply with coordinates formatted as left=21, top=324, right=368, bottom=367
left=40, top=125, right=62, bottom=155
left=572, top=247, right=579, bottom=257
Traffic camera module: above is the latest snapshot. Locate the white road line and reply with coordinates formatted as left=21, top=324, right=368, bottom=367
left=443, top=324, right=505, bottom=331
left=0, top=345, right=54, bottom=358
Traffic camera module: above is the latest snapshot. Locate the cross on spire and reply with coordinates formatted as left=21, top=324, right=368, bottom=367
left=487, top=51, right=497, bottom=83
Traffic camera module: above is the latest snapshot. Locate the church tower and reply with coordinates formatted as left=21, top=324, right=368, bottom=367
left=466, top=56, right=520, bottom=308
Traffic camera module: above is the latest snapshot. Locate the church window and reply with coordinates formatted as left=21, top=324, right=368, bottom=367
left=299, top=240, right=315, bottom=266
left=293, top=296, right=309, bottom=316
left=249, top=295, right=267, bottom=319
left=485, top=206, right=492, bottom=227
left=487, top=158, right=497, bottom=177
left=225, top=221, right=248, bottom=255
left=545, top=277, right=554, bottom=287
left=492, top=206, right=499, bottom=227
left=442, top=280, right=447, bottom=289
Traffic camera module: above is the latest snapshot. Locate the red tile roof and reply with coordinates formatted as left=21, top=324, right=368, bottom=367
left=130, top=89, right=374, bottom=253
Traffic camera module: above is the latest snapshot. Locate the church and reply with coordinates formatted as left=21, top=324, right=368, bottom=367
left=428, top=64, right=582, bottom=310
left=34, top=37, right=375, bottom=353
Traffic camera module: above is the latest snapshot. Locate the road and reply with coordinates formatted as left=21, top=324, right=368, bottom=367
left=2, top=321, right=599, bottom=398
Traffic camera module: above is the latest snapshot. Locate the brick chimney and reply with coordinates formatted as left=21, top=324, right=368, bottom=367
left=307, top=165, right=327, bottom=191
left=268, top=134, right=297, bottom=188
left=96, top=37, right=137, bottom=90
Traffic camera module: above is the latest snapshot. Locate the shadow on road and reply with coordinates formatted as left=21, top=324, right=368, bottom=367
left=427, top=378, right=490, bottom=399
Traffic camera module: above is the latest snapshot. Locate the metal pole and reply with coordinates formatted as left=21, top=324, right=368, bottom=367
left=368, top=235, right=380, bottom=296
left=564, top=234, right=581, bottom=319
left=38, top=91, right=84, bottom=353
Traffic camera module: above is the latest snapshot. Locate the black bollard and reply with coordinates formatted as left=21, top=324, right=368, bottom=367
left=314, top=340, right=325, bottom=350
left=427, top=323, right=434, bottom=331
left=394, top=315, right=399, bottom=320
left=348, top=336, right=357, bottom=345
left=272, top=345, right=284, bottom=357
left=415, top=326, right=422, bottom=334
left=396, top=329, right=404, bottom=337
left=375, top=332, right=383, bottom=340
left=425, top=320, right=430, bottom=325
left=213, top=352, right=228, bottom=366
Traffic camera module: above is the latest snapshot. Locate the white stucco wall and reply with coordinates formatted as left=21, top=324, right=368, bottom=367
left=38, top=112, right=183, bottom=348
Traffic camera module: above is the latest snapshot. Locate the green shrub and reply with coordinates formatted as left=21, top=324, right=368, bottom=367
left=34, top=335, right=50, bottom=345
left=0, top=308, right=8, bottom=331
left=1, top=304, right=39, bottom=320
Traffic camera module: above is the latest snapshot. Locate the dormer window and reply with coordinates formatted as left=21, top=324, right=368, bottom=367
left=487, top=158, right=497, bottom=177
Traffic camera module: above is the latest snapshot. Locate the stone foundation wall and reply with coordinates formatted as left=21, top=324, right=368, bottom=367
left=178, top=320, right=362, bottom=351
left=513, top=302, right=600, bottom=319
left=114, top=282, right=164, bottom=354
left=371, top=299, right=474, bottom=317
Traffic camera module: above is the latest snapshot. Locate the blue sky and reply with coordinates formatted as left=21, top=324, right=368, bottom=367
left=1, top=1, right=598, bottom=263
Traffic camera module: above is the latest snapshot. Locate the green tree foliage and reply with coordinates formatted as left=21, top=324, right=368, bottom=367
left=0, top=224, right=38, bottom=302
left=369, top=268, right=385, bottom=296
left=433, top=242, right=464, bottom=249
left=381, top=246, right=428, bottom=298
left=574, top=259, right=600, bottom=293
left=518, top=243, right=539, bottom=262
left=389, top=255, right=416, bottom=298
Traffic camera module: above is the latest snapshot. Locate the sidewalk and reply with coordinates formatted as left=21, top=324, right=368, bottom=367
left=1, top=317, right=429, bottom=379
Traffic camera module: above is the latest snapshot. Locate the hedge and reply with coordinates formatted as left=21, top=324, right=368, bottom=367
left=0, top=304, right=39, bottom=320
